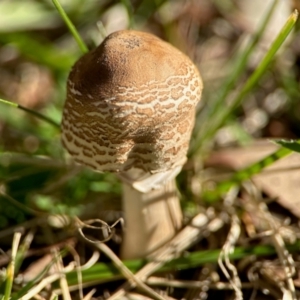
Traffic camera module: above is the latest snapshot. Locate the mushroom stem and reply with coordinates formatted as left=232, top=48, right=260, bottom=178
left=121, top=179, right=182, bottom=259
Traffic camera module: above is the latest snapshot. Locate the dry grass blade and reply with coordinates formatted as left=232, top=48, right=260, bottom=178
left=82, top=288, right=96, bottom=300
left=20, top=250, right=75, bottom=300
left=218, top=187, right=242, bottom=300
left=260, top=204, right=296, bottom=299
left=54, top=250, right=72, bottom=300
left=244, top=183, right=297, bottom=300
left=21, top=273, right=62, bottom=300
left=94, top=242, right=169, bottom=300
left=146, top=276, right=254, bottom=290
left=218, top=214, right=242, bottom=300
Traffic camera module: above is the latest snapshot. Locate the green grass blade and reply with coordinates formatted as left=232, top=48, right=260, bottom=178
left=63, top=240, right=300, bottom=287
left=14, top=231, right=34, bottom=274
left=198, top=0, right=279, bottom=123
left=202, top=145, right=292, bottom=202
left=0, top=98, right=60, bottom=129
left=275, top=139, right=300, bottom=153
left=52, top=0, right=88, bottom=54
left=10, top=250, right=68, bottom=300
left=230, top=10, right=298, bottom=109
left=4, top=232, right=22, bottom=300
left=192, top=0, right=280, bottom=155
left=192, top=9, right=298, bottom=154
left=162, top=239, right=300, bottom=271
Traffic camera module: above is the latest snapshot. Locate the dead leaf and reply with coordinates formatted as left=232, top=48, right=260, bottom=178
left=207, top=140, right=300, bottom=218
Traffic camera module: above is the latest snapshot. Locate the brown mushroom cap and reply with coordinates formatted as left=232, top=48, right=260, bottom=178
left=61, top=30, right=203, bottom=189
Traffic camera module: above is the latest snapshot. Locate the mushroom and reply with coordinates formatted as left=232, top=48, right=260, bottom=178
left=61, top=30, right=203, bottom=259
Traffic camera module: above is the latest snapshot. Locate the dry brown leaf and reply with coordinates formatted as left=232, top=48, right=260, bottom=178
left=207, top=140, right=300, bottom=218
left=21, top=253, right=53, bottom=282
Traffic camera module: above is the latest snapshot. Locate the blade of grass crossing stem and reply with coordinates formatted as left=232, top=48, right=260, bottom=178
left=162, top=240, right=300, bottom=271
left=0, top=98, right=60, bottom=129
left=64, top=240, right=300, bottom=286
left=192, top=10, right=298, bottom=154
left=196, top=0, right=279, bottom=129
left=52, top=0, right=88, bottom=54
left=202, top=146, right=292, bottom=202
left=4, top=232, right=22, bottom=300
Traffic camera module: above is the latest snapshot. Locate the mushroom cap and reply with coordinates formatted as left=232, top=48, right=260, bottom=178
left=61, top=30, right=203, bottom=188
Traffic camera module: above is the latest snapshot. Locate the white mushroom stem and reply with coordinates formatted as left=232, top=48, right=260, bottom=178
left=121, top=179, right=182, bottom=259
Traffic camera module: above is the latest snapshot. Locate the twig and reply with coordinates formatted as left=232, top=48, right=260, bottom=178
left=218, top=186, right=243, bottom=300
left=54, top=250, right=71, bottom=300
left=0, top=98, right=60, bottom=128
left=218, top=214, right=242, bottom=300
left=94, top=242, right=169, bottom=300
left=244, top=182, right=297, bottom=300
left=146, top=276, right=254, bottom=290
left=21, top=273, right=62, bottom=300
left=260, top=203, right=296, bottom=299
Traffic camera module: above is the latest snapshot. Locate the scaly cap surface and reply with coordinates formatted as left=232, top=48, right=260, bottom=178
left=61, top=30, right=203, bottom=189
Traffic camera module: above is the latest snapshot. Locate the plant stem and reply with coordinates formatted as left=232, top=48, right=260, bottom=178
left=52, top=0, right=88, bottom=54
left=4, top=232, right=22, bottom=300
left=0, top=98, right=60, bottom=129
